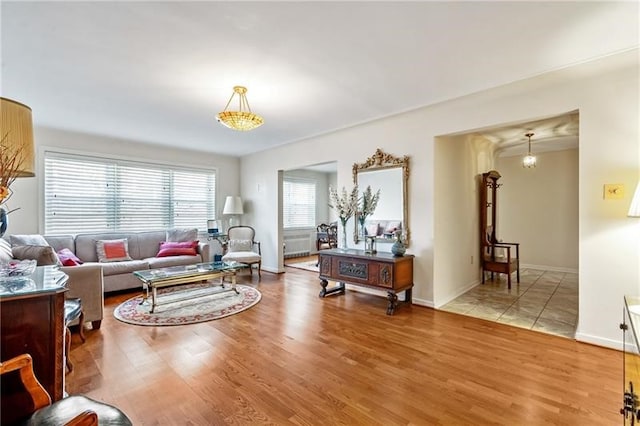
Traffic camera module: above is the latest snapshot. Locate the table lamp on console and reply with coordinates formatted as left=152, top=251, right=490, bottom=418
left=223, top=195, right=244, bottom=231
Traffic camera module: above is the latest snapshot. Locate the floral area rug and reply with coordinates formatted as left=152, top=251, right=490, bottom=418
left=114, top=283, right=261, bottom=326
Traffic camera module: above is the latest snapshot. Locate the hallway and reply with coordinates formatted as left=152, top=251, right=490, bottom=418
left=440, top=269, right=578, bottom=339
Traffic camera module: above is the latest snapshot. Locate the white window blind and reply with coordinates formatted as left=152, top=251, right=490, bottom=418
left=283, top=178, right=316, bottom=229
left=44, top=152, right=215, bottom=234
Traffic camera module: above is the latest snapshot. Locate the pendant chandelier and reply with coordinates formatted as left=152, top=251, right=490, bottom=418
left=522, top=132, right=536, bottom=168
left=216, top=86, right=264, bottom=131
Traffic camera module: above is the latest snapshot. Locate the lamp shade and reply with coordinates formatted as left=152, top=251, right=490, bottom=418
left=1, top=97, right=35, bottom=177
left=223, top=196, right=244, bottom=215
left=629, top=182, right=640, bottom=217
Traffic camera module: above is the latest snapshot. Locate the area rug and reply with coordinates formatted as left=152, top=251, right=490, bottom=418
left=113, top=283, right=261, bottom=326
left=286, top=260, right=319, bottom=273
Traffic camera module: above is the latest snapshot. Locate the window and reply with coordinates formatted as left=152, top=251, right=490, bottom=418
left=44, top=152, right=215, bottom=234
left=283, top=178, right=316, bottom=229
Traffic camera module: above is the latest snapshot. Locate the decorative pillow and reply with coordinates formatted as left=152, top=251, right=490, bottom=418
left=0, top=239, right=12, bottom=264
left=365, top=223, right=380, bottom=236
left=166, top=228, right=198, bottom=243
left=157, top=240, right=199, bottom=257
left=229, top=239, right=252, bottom=252
left=10, top=234, right=49, bottom=247
left=96, top=239, right=132, bottom=263
left=12, top=245, right=59, bottom=266
left=57, top=248, right=83, bottom=266
left=384, top=221, right=402, bottom=234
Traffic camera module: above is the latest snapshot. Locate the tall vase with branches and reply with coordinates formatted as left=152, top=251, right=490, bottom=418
left=0, top=133, right=26, bottom=237
left=328, top=185, right=359, bottom=250
left=358, top=185, right=381, bottom=238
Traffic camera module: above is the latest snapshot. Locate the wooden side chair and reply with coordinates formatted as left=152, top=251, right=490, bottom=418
left=0, top=353, right=132, bottom=425
left=64, top=298, right=85, bottom=373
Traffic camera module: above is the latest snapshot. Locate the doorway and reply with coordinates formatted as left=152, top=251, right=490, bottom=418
left=434, top=112, right=579, bottom=339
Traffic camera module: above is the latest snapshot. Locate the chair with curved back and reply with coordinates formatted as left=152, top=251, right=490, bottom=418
left=0, top=353, right=132, bottom=426
left=316, top=223, right=338, bottom=251
left=222, top=226, right=261, bottom=279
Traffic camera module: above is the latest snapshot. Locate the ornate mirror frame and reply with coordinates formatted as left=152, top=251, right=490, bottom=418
left=352, top=148, right=410, bottom=246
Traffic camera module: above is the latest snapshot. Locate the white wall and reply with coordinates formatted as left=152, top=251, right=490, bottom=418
left=240, top=49, right=639, bottom=349
left=433, top=134, right=497, bottom=304
left=497, top=149, right=579, bottom=271
left=7, top=127, right=241, bottom=236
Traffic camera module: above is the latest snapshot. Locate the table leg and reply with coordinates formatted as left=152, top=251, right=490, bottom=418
left=151, top=286, right=157, bottom=313
left=319, top=279, right=345, bottom=298
left=386, top=291, right=398, bottom=315
left=231, top=272, right=239, bottom=294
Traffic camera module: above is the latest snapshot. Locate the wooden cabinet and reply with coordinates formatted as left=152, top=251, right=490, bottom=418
left=1, top=266, right=68, bottom=425
left=318, top=249, right=414, bottom=314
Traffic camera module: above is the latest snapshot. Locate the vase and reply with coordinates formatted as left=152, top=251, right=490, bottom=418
left=0, top=207, right=7, bottom=238
left=391, top=234, right=406, bottom=257
left=340, top=220, right=348, bottom=250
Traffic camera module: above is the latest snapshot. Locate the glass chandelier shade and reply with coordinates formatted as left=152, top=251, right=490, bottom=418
left=522, top=132, right=536, bottom=168
left=216, top=86, right=264, bottom=131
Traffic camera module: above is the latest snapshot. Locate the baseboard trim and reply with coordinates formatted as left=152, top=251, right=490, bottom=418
left=574, top=331, right=623, bottom=351
left=521, top=263, right=578, bottom=274
left=435, top=279, right=481, bottom=308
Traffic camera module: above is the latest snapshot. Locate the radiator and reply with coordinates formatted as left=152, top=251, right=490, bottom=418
left=284, top=231, right=315, bottom=258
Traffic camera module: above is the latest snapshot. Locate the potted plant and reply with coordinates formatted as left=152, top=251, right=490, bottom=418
left=328, top=185, right=359, bottom=249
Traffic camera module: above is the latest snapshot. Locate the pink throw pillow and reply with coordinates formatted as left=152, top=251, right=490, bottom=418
left=157, top=241, right=199, bottom=257
left=57, top=248, right=83, bottom=266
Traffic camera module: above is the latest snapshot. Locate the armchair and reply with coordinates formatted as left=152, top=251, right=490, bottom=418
left=316, top=223, right=338, bottom=251
left=0, top=353, right=132, bottom=425
left=222, top=226, right=261, bottom=279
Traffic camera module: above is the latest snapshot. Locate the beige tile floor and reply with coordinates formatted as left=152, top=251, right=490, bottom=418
left=440, top=269, right=578, bottom=339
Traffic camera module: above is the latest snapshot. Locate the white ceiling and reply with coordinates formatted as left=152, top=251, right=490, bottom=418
left=1, top=2, right=638, bottom=157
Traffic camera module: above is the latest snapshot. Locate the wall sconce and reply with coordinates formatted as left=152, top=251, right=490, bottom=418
left=364, top=236, right=377, bottom=254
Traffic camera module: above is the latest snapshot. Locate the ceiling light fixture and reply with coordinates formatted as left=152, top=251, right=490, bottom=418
left=216, top=86, right=264, bottom=131
left=522, top=132, right=536, bottom=168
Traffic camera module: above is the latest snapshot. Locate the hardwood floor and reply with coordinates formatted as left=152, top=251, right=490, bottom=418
left=66, top=266, right=621, bottom=425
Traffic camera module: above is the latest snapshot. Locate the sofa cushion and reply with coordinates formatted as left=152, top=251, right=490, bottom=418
left=147, top=255, right=202, bottom=269
left=10, top=234, right=49, bottom=247
left=0, top=239, right=12, bottom=264
left=12, top=245, right=59, bottom=266
left=96, top=239, right=133, bottom=263
left=156, top=241, right=199, bottom=257
left=222, top=252, right=261, bottom=263
left=166, top=228, right=198, bottom=243
left=229, top=239, right=252, bottom=252
left=45, top=235, right=76, bottom=254
left=98, top=259, right=149, bottom=276
left=57, top=248, right=83, bottom=266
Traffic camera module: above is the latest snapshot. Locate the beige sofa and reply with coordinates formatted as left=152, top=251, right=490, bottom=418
left=7, top=229, right=210, bottom=330
left=44, top=230, right=210, bottom=293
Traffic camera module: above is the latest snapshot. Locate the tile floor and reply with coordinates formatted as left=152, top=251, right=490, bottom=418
left=440, top=268, right=578, bottom=339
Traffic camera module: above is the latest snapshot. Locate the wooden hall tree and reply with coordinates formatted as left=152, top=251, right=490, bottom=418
left=479, top=170, right=520, bottom=289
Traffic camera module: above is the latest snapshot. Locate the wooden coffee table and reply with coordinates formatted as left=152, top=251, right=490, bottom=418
left=133, top=261, right=247, bottom=313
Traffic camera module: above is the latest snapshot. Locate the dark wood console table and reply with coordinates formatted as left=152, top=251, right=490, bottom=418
left=1, top=266, right=68, bottom=425
left=318, top=249, right=414, bottom=315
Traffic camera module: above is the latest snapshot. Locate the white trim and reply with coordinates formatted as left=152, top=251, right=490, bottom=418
left=434, top=279, right=482, bottom=308
left=574, top=331, right=623, bottom=351
left=521, top=263, right=578, bottom=274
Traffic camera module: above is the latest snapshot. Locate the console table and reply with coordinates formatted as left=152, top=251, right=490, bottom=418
left=318, top=249, right=414, bottom=315
left=1, top=266, right=68, bottom=424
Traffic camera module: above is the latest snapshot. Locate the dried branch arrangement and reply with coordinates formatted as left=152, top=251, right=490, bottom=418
left=0, top=133, right=25, bottom=207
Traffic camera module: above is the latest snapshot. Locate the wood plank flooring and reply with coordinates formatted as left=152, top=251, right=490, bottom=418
left=66, top=266, right=622, bottom=425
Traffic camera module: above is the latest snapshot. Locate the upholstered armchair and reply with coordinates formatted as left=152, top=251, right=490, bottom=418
left=222, top=226, right=261, bottom=278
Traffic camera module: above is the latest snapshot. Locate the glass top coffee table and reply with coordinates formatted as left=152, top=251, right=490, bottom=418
left=133, top=261, right=247, bottom=313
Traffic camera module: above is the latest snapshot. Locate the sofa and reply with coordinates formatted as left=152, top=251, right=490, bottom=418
left=5, top=229, right=210, bottom=329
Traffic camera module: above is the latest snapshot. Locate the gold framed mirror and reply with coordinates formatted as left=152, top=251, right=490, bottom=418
left=352, top=148, right=410, bottom=246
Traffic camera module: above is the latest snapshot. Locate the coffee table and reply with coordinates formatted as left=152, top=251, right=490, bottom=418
left=133, top=261, right=247, bottom=313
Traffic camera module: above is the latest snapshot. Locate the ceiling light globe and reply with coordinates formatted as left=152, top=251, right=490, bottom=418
left=522, top=155, right=537, bottom=168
